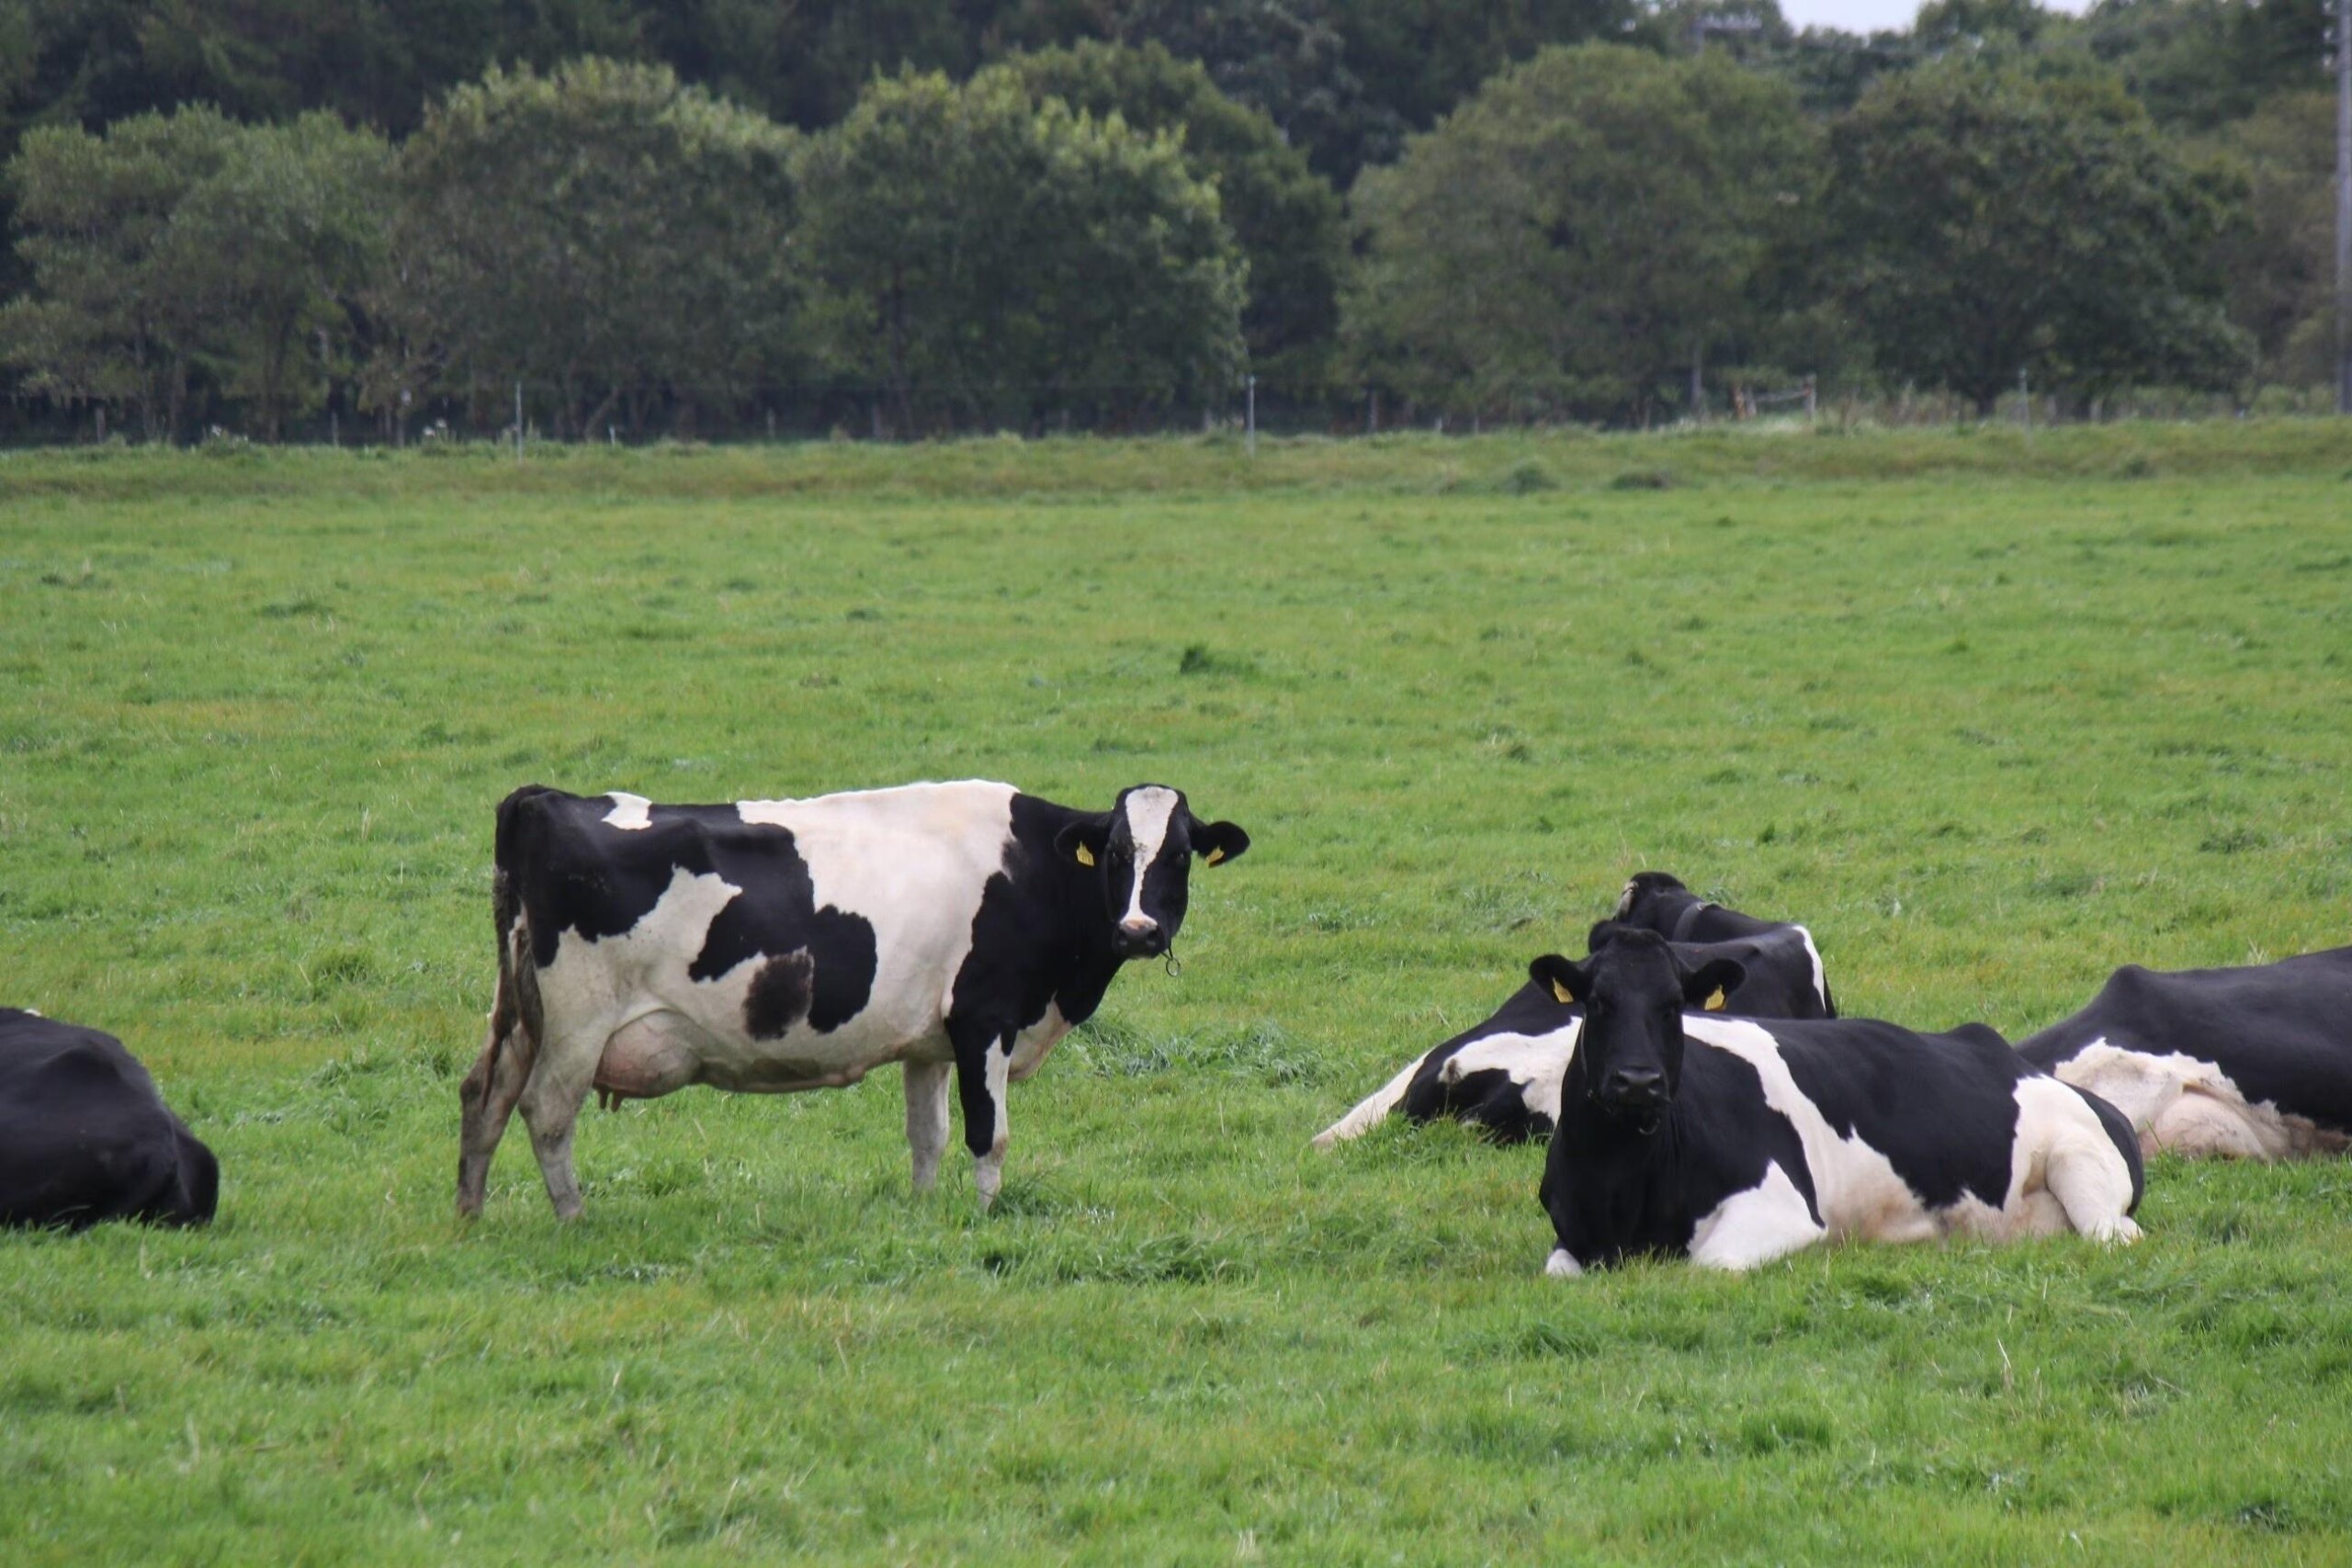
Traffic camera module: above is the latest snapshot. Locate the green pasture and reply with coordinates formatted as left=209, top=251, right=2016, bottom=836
left=3, top=423, right=2350, bottom=1563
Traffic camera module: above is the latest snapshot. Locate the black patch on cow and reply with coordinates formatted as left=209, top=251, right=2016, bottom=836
left=950, top=793, right=1125, bottom=1040
left=492, top=786, right=879, bottom=1035
left=1543, top=1038, right=1817, bottom=1269
left=1773, top=1018, right=2027, bottom=1212
left=743, top=952, right=814, bottom=1039
left=0, top=1009, right=218, bottom=1230
left=2018, top=948, right=2352, bottom=1137
left=1404, top=1066, right=1557, bottom=1142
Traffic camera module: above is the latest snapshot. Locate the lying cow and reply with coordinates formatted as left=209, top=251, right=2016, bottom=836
left=1312, top=875, right=1835, bottom=1147
left=1532, top=930, right=2142, bottom=1275
left=1, top=1009, right=219, bottom=1230
left=2018, top=948, right=2352, bottom=1160
left=458, top=780, right=1250, bottom=1219
left=1611, top=871, right=1834, bottom=1016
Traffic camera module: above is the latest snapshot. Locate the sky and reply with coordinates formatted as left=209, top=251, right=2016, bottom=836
left=1775, top=0, right=2092, bottom=33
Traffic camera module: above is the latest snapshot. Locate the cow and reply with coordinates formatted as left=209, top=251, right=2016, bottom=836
left=1531, top=929, right=2142, bottom=1275
left=0, top=1009, right=219, bottom=1231
left=1312, top=874, right=1836, bottom=1147
left=1611, top=871, right=1834, bottom=1017
left=457, top=780, right=1250, bottom=1219
left=2017, top=948, right=2352, bottom=1160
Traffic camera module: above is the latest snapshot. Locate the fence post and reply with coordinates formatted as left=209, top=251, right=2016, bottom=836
left=514, top=380, right=524, bottom=463
left=2018, top=368, right=2030, bottom=433
left=1246, top=375, right=1257, bottom=457
left=1804, top=376, right=1817, bottom=424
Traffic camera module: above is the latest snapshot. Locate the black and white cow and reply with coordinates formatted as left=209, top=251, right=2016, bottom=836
left=0, top=1009, right=219, bottom=1230
left=1611, top=871, right=1835, bottom=1017
left=1312, top=875, right=1836, bottom=1147
left=2018, top=948, right=2352, bottom=1160
left=1532, top=931, right=2142, bottom=1274
left=458, top=780, right=1250, bottom=1219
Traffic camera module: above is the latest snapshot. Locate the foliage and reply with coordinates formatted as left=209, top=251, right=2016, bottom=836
left=1, top=107, right=390, bottom=444
left=0, top=108, right=230, bottom=442
left=989, top=40, right=1344, bottom=382
left=797, top=69, right=1246, bottom=434
left=387, top=58, right=799, bottom=440
left=4, top=433, right=2352, bottom=1556
left=1826, top=62, right=2248, bottom=412
left=1344, top=44, right=1817, bottom=423
left=2206, top=91, right=2340, bottom=386
left=2076, top=0, right=2334, bottom=130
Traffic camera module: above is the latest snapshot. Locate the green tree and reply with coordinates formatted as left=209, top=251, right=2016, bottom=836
left=2077, top=0, right=2331, bottom=131
left=389, top=57, right=800, bottom=438
left=1342, top=43, right=1817, bottom=423
left=0, top=106, right=237, bottom=441
left=2208, top=90, right=2338, bottom=384
left=1826, top=63, right=2247, bottom=412
left=172, top=113, right=391, bottom=439
left=797, top=69, right=1246, bottom=434
left=989, top=40, right=1343, bottom=380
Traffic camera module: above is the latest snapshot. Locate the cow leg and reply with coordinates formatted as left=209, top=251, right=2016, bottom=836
left=904, top=1058, right=953, bottom=1194
left=1685, top=1160, right=1826, bottom=1271
left=514, top=1034, right=599, bottom=1222
left=2044, top=1137, right=2143, bottom=1245
left=457, top=1019, right=533, bottom=1217
left=950, top=1020, right=1014, bottom=1210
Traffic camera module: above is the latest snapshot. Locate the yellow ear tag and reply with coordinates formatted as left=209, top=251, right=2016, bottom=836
left=1705, top=987, right=1727, bottom=1011
left=1075, top=843, right=1095, bottom=867
left=1551, top=980, right=1575, bottom=1005
left=1204, top=847, right=1226, bottom=866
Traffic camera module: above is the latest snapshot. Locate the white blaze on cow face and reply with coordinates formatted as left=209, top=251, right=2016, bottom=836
left=603, top=792, right=654, bottom=830
left=1115, top=784, right=1182, bottom=943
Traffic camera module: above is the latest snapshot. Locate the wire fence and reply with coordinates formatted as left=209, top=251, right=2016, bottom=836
left=3, top=376, right=2344, bottom=451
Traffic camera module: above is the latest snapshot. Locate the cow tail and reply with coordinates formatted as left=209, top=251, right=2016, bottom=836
left=1312, top=1056, right=1425, bottom=1148
left=487, top=787, right=552, bottom=1070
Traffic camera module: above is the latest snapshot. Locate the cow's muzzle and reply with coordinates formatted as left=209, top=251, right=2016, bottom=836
left=1597, top=1068, right=1668, bottom=1131
left=1114, top=919, right=1168, bottom=959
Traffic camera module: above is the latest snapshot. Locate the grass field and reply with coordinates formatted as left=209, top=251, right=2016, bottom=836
left=4, top=423, right=2351, bottom=1563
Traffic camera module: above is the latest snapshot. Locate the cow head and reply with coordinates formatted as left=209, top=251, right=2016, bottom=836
left=1055, top=784, right=1250, bottom=959
left=1529, top=927, right=1743, bottom=1133
left=1611, top=871, right=1694, bottom=927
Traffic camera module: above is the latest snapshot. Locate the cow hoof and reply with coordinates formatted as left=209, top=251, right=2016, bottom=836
left=1544, top=1247, right=1583, bottom=1278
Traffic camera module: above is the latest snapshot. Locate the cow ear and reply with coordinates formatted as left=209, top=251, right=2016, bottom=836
left=1191, top=818, right=1250, bottom=867
left=1529, top=953, right=1590, bottom=1007
left=1680, top=957, right=1745, bottom=1012
left=1055, top=817, right=1111, bottom=868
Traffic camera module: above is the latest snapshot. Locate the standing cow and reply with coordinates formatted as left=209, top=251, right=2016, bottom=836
left=1532, top=931, right=2142, bottom=1274
left=1, top=1009, right=219, bottom=1230
left=2018, top=948, right=2352, bottom=1160
left=458, top=780, right=1250, bottom=1218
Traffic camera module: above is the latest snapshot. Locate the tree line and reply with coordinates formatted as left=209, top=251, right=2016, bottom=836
left=0, top=0, right=2340, bottom=440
